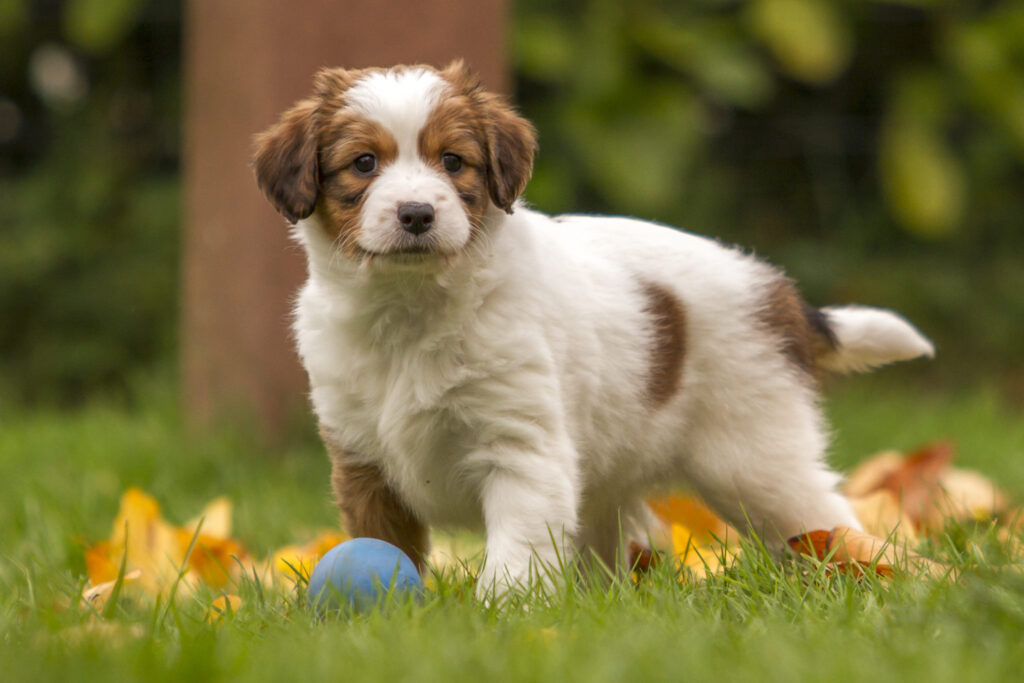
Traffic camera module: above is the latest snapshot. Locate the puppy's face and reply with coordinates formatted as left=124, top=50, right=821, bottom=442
left=253, top=62, right=537, bottom=263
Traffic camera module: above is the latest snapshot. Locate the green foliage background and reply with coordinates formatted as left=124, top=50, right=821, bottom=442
left=1, top=0, right=1022, bottom=407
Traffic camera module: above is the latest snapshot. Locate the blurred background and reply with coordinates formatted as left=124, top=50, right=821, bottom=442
left=2, top=0, right=1023, bottom=420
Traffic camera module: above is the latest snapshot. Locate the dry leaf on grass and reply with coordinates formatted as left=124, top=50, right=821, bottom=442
left=647, top=494, right=739, bottom=545
left=788, top=526, right=948, bottom=580
left=843, top=443, right=1009, bottom=532
left=207, top=594, right=243, bottom=623
left=81, top=569, right=143, bottom=609
left=849, top=490, right=918, bottom=544
left=269, top=529, right=348, bottom=584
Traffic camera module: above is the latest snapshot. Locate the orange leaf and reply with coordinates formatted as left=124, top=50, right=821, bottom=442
left=181, top=531, right=248, bottom=589
left=877, top=442, right=954, bottom=527
left=84, top=541, right=118, bottom=585
left=826, top=526, right=898, bottom=577
left=648, top=494, right=737, bottom=544
left=787, top=529, right=830, bottom=560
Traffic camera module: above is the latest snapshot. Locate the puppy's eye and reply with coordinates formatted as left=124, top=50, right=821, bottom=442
left=353, top=154, right=377, bottom=175
left=442, top=153, right=462, bottom=174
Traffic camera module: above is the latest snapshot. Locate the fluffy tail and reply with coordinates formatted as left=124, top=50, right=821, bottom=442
left=817, top=306, right=935, bottom=374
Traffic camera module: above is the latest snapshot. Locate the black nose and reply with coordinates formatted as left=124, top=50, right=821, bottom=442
left=397, top=202, right=435, bottom=236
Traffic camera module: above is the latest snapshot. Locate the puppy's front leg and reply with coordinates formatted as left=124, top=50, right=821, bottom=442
left=474, top=451, right=579, bottom=598
left=322, top=426, right=429, bottom=570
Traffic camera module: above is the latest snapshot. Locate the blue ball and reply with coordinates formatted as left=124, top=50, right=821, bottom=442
left=308, top=538, right=422, bottom=612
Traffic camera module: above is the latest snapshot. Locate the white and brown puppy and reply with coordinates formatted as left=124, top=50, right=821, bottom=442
left=252, top=61, right=933, bottom=594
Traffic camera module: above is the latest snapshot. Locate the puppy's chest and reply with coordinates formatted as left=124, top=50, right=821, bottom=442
left=311, top=336, right=491, bottom=524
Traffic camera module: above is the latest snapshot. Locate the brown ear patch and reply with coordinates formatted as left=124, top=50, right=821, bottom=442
left=252, top=98, right=320, bottom=223
left=758, top=277, right=837, bottom=376
left=418, top=93, right=491, bottom=238
left=321, top=425, right=429, bottom=571
left=641, top=281, right=687, bottom=408
left=440, top=60, right=537, bottom=213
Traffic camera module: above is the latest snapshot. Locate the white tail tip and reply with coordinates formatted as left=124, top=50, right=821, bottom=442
left=819, top=306, right=935, bottom=374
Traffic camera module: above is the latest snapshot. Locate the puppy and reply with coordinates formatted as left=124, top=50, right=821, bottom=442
left=252, top=61, right=934, bottom=594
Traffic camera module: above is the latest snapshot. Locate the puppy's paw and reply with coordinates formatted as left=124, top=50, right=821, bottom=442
left=474, top=555, right=558, bottom=603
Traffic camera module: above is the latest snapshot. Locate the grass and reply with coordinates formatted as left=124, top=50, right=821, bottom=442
left=2, top=376, right=1023, bottom=682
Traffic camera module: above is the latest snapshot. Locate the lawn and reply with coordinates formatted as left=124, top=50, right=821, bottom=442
left=2, top=376, right=1023, bottom=682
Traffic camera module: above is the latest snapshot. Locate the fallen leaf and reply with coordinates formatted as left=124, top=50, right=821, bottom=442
left=877, top=443, right=955, bottom=526
left=103, top=488, right=186, bottom=595
left=844, top=450, right=905, bottom=498
left=787, top=529, right=831, bottom=560
left=788, top=526, right=948, bottom=580
left=207, top=594, right=243, bottom=623
left=184, top=496, right=233, bottom=540
left=648, top=494, right=739, bottom=545
left=628, top=541, right=660, bottom=572
left=826, top=526, right=900, bottom=577
left=84, top=541, right=118, bottom=585
left=843, top=443, right=1009, bottom=533
left=672, top=523, right=736, bottom=579
left=182, top=532, right=248, bottom=589
left=932, top=467, right=1010, bottom=528
left=81, top=569, right=143, bottom=609
left=270, top=530, right=348, bottom=585
left=849, top=490, right=918, bottom=544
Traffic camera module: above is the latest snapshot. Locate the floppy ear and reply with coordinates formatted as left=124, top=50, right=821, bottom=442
left=480, top=91, right=538, bottom=214
left=442, top=60, right=537, bottom=214
left=251, top=98, right=319, bottom=223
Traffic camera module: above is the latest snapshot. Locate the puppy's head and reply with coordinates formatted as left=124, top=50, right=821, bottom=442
left=252, top=61, right=537, bottom=262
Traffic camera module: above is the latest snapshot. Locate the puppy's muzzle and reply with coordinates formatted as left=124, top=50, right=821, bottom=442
left=398, top=202, right=435, bottom=236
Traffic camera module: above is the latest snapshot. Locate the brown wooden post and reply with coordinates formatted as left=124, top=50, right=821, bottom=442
left=181, top=1, right=509, bottom=436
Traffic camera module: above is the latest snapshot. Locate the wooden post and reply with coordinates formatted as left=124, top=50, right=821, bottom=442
left=181, top=0, right=509, bottom=436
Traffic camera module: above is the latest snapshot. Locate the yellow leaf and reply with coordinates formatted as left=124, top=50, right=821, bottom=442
left=207, top=594, right=243, bottom=623
left=270, top=530, right=347, bottom=584
left=671, top=523, right=735, bottom=579
left=850, top=490, right=918, bottom=545
left=108, top=488, right=185, bottom=595
left=184, top=496, right=233, bottom=540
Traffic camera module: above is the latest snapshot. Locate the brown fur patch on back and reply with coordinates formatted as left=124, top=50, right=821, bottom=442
left=320, top=424, right=429, bottom=570
left=758, top=277, right=837, bottom=376
left=641, top=281, right=687, bottom=408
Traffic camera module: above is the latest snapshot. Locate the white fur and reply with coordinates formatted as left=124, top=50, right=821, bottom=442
left=289, top=73, right=934, bottom=595
left=341, top=68, right=471, bottom=256
left=818, top=306, right=935, bottom=373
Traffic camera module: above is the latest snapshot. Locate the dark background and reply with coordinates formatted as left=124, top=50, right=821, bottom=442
left=2, top=0, right=1022, bottom=412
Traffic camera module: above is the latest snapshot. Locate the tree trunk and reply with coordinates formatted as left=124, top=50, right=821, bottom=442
left=181, top=0, right=508, bottom=437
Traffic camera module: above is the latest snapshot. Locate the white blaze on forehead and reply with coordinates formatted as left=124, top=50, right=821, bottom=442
left=342, top=68, right=446, bottom=157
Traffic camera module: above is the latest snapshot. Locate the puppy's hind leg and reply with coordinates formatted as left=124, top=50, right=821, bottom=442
left=576, top=498, right=666, bottom=575
left=681, top=382, right=860, bottom=550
